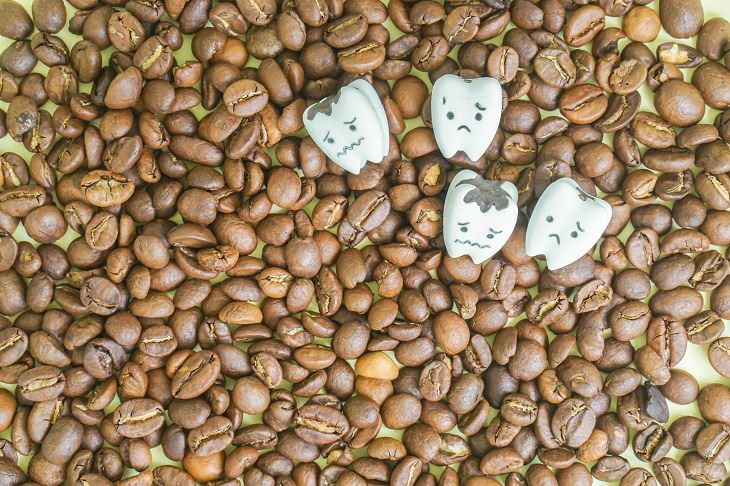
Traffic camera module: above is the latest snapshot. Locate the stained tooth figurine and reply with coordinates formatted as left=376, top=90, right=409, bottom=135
left=431, top=74, right=503, bottom=161
left=303, top=79, right=389, bottom=175
left=526, top=178, right=612, bottom=270
left=443, top=170, right=519, bottom=265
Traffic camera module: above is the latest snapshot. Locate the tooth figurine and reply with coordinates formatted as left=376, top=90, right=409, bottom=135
left=443, top=170, right=519, bottom=265
left=431, top=74, right=503, bottom=161
left=303, top=79, right=389, bottom=175
left=526, top=178, right=612, bottom=270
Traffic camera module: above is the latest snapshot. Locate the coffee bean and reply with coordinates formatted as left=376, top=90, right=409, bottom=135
left=609, top=59, right=647, bottom=95
left=338, top=41, right=386, bottom=73
left=653, top=458, right=687, bottom=486
left=635, top=346, right=671, bottom=386
left=660, top=0, right=703, bottom=38
left=112, top=398, right=165, bottom=438
left=695, top=422, right=730, bottom=464
left=223, top=79, right=268, bottom=117
left=621, top=467, right=658, bottom=486
left=294, top=403, right=349, bottom=445
left=480, top=447, right=524, bottom=476
left=655, top=80, right=705, bottom=127
left=698, top=17, right=730, bottom=60
left=187, top=416, right=234, bottom=456
left=559, top=84, right=607, bottom=124
left=564, top=5, right=605, bottom=47
left=40, top=416, right=83, bottom=465
left=633, top=423, right=672, bottom=462
left=681, top=450, right=727, bottom=483
left=632, top=111, right=676, bottom=149
left=171, top=351, right=221, bottom=400
left=593, top=455, right=630, bottom=482
left=708, top=337, right=730, bottom=378
left=0, top=0, right=33, bottom=40
left=551, top=398, right=596, bottom=448
left=80, top=170, right=135, bottom=208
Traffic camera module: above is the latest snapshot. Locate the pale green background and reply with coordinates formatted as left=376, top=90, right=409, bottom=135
left=0, top=0, right=729, bottom=484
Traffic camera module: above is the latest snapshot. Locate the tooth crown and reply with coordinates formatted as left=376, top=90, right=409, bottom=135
left=431, top=74, right=503, bottom=162
left=302, top=79, right=389, bottom=175
left=526, top=177, right=612, bottom=270
left=443, top=169, right=518, bottom=265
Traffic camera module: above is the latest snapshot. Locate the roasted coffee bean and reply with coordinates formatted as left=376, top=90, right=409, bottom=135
left=81, top=170, right=135, bottom=207
left=187, top=416, right=234, bottom=456
left=660, top=0, right=703, bottom=38
left=0, top=327, right=28, bottom=367
left=685, top=310, right=725, bottom=345
left=593, top=455, right=630, bottom=482
left=621, top=467, right=658, bottom=486
left=695, top=422, right=730, bottom=464
left=294, top=403, right=349, bottom=445
left=633, top=423, right=672, bottom=462
left=559, top=84, right=607, bottom=124
left=551, top=398, right=595, bottom=448
left=223, top=79, right=268, bottom=117
left=681, top=450, right=727, bottom=483
left=632, top=112, right=676, bottom=149
left=654, top=80, right=705, bottom=127
left=39, top=416, right=83, bottom=465
left=112, top=399, right=165, bottom=438
left=564, top=5, right=605, bottom=47
left=171, top=351, right=221, bottom=399
left=480, top=447, right=524, bottom=476
left=669, top=415, right=705, bottom=450
left=709, top=337, right=730, bottom=378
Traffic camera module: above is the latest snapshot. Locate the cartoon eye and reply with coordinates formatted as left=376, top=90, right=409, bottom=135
left=546, top=216, right=554, bottom=223
left=475, top=113, right=482, bottom=121
left=460, top=227, right=467, bottom=233
left=327, top=138, right=334, bottom=144
left=458, top=222, right=469, bottom=232
left=447, top=112, right=454, bottom=120
left=486, top=234, right=494, bottom=239
left=572, top=222, right=585, bottom=238
left=344, top=117, right=358, bottom=132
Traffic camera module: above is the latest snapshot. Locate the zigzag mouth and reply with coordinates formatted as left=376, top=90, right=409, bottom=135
left=454, top=239, right=490, bottom=249
left=337, top=137, right=365, bottom=157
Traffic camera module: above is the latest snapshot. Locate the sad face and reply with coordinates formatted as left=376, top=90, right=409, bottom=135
left=443, top=170, right=519, bottom=265
left=526, top=178, right=612, bottom=270
left=303, top=79, right=389, bottom=174
left=431, top=74, right=503, bottom=162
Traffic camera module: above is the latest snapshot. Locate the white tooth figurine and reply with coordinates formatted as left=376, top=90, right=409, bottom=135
left=526, top=178, right=612, bottom=270
left=443, top=170, right=519, bottom=265
left=303, top=79, right=389, bottom=175
left=431, top=74, right=503, bottom=161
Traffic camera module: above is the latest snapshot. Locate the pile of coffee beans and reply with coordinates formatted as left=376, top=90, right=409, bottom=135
left=0, top=0, right=729, bottom=484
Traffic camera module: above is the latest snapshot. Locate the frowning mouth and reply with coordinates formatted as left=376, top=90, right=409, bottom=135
left=457, top=125, right=471, bottom=132
left=549, top=233, right=561, bottom=245
left=337, top=137, right=365, bottom=157
left=454, top=239, right=490, bottom=249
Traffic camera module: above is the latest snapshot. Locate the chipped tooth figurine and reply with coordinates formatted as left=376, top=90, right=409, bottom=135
left=303, top=79, right=389, bottom=175
left=443, top=170, right=519, bottom=265
left=431, top=74, right=503, bottom=161
left=526, top=178, right=612, bottom=271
